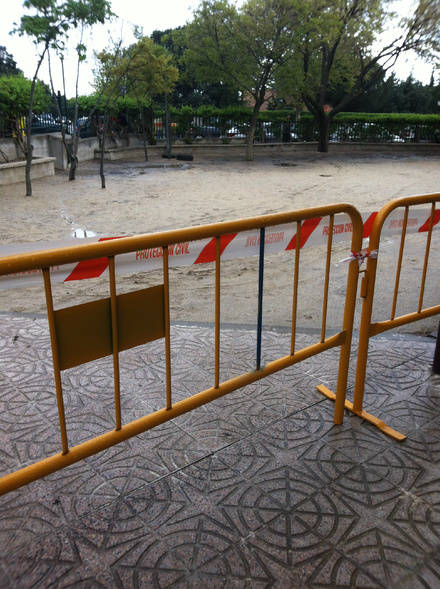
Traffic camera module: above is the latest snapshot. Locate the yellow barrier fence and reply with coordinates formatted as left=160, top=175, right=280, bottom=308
left=0, top=204, right=363, bottom=495
left=320, top=193, right=440, bottom=441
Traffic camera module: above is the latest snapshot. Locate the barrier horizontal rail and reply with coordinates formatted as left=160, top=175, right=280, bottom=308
left=319, top=193, right=440, bottom=440
left=0, top=203, right=363, bottom=496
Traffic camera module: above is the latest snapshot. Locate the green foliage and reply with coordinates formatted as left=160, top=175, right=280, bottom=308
left=184, top=0, right=298, bottom=102
left=0, top=74, right=50, bottom=120
left=151, top=27, right=241, bottom=107
left=14, top=0, right=113, bottom=51
left=332, top=112, right=440, bottom=124
left=95, top=37, right=178, bottom=104
left=274, top=0, right=440, bottom=150
left=0, top=47, right=21, bottom=76
left=15, top=0, right=70, bottom=52
left=64, top=0, right=113, bottom=26
left=183, top=0, right=301, bottom=158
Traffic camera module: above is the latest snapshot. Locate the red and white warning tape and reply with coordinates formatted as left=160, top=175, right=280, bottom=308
left=0, top=208, right=438, bottom=290
left=339, top=248, right=378, bottom=266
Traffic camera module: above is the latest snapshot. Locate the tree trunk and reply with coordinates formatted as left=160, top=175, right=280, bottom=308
left=48, top=54, right=71, bottom=168
left=245, top=103, right=261, bottom=162
left=317, top=114, right=330, bottom=153
left=0, top=147, right=8, bottom=163
left=164, top=94, right=171, bottom=158
left=25, top=83, right=36, bottom=196
left=68, top=132, right=79, bottom=181
left=25, top=47, right=48, bottom=196
left=145, top=105, right=154, bottom=145
left=141, top=108, right=148, bottom=161
left=25, top=137, right=33, bottom=197
left=100, top=111, right=107, bottom=189
left=68, top=34, right=82, bottom=182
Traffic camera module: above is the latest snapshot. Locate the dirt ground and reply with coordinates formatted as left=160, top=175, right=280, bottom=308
left=0, top=151, right=439, bottom=335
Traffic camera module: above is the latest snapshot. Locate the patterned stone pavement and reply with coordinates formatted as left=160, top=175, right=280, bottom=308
left=0, top=312, right=439, bottom=588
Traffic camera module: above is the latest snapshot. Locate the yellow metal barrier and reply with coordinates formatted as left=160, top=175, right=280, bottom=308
left=320, top=194, right=440, bottom=441
left=0, top=204, right=363, bottom=495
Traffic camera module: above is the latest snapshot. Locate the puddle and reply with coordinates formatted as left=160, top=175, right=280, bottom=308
left=72, top=228, right=97, bottom=238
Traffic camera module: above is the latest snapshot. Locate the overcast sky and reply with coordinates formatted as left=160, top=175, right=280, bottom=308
left=0, top=0, right=435, bottom=98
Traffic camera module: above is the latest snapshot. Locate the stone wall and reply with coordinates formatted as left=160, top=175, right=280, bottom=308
left=96, top=140, right=440, bottom=160
left=0, top=134, right=100, bottom=170
left=2, top=134, right=439, bottom=171
left=0, top=157, right=55, bottom=186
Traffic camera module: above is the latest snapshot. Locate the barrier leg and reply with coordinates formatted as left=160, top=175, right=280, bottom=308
left=317, top=255, right=359, bottom=424
left=320, top=257, right=407, bottom=441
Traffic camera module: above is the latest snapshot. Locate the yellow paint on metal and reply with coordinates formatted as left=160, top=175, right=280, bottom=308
left=0, top=333, right=345, bottom=496
left=43, top=268, right=69, bottom=455
left=348, top=193, right=440, bottom=438
left=317, top=385, right=407, bottom=441
left=55, top=285, right=165, bottom=370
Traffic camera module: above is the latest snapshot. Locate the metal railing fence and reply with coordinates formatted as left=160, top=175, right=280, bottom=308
left=0, top=204, right=363, bottom=495
left=1, top=111, right=438, bottom=143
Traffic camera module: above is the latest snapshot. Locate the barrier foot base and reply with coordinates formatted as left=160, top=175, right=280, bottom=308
left=317, top=385, right=407, bottom=442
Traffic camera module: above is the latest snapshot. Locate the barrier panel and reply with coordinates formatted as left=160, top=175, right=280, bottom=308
left=0, top=204, right=363, bottom=496
left=320, top=193, right=440, bottom=441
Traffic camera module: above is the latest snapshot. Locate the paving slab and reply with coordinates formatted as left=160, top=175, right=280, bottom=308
left=0, top=313, right=439, bottom=588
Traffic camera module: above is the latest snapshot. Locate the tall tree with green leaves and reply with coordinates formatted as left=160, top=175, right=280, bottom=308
left=152, top=27, right=240, bottom=107
left=13, top=0, right=71, bottom=195
left=277, top=0, right=440, bottom=152
left=184, top=0, right=299, bottom=160
left=95, top=36, right=178, bottom=161
left=65, top=0, right=113, bottom=180
left=13, top=0, right=113, bottom=195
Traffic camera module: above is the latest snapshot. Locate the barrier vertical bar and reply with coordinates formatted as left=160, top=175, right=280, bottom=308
left=352, top=251, right=378, bottom=414
left=321, top=215, right=334, bottom=343
left=391, top=207, right=409, bottom=320
left=43, top=268, right=69, bottom=455
left=163, top=246, right=172, bottom=410
left=333, top=252, right=361, bottom=424
left=215, top=236, right=221, bottom=388
left=291, top=221, right=301, bottom=355
left=418, top=202, right=436, bottom=313
left=108, top=256, right=122, bottom=431
left=256, top=227, right=265, bottom=370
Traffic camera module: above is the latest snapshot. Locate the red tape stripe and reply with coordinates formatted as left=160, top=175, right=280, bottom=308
left=64, top=237, right=125, bottom=282
left=362, top=212, right=378, bottom=238
left=285, top=217, right=322, bottom=250
left=418, top=210, right=440, bottom=232
left=194, top=233, right=237, bottom=264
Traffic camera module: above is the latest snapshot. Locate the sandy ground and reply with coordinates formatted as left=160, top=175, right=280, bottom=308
left=0, top=151, right=439, bottom=335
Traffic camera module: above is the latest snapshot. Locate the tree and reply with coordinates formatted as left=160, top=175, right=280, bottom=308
left=0, top=74, right=49, bottom=155
left=13, top=0, right=72, bottom=195
left=183, top=0, right=299, bottom=160
left=95, top=36, right=178, bottom=161
left=0, top=47, right=21, bottom=76
left=13, top=0, right=112, bottom=195
left=152, top=27, right=240, bottom=107
left=277, top=0, right=440, bottom=152
left=65, top=0, right=113, bottom=181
